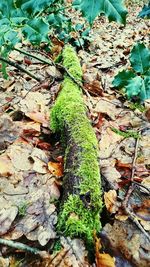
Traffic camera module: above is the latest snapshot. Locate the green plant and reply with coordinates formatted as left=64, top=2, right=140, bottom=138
left=0, top=0, right=127, bottom=78
left=73, top=0, right=127, bottom=26
left=139, top=1, right=150, bottom=18
left=113, top=42, right=150, bottom=102
left=18, top=202, right=28, bottom=216
left=111, top=127, right=141, bottom=139
left=128, top=102, right=146, bottom=112
left=53, top=240, right=62, bottom=254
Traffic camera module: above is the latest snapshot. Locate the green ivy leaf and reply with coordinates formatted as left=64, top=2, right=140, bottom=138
left=125, top=76, right=143, bottom=100
left=73, top=0, right=127, bottom=25
left=0, top=0, right=25, bottom=20
left=112, top=70, right=136, bottom=88
left=22, top=18, right=49, bottom=44
left=140, top=76, right=150, bottom=100
left=130, top=43, right=150, bottom=74
left=15, top=0, right=55, bottom=17
left=138, top=2, right=150, bottom=19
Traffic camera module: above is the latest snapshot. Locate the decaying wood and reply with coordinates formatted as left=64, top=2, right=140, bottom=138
left=50, top=45, right=102, bottom=242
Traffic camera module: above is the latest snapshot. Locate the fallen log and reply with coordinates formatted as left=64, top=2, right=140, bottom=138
left=50, top=45, right=102, bottom=243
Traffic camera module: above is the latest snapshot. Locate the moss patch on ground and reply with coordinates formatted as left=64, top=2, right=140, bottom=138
left=50, top=45, right=102, bottom=243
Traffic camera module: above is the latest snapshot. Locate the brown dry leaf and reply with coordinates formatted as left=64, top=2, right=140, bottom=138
left=25, top=112, right=48, bottom=127
left=115, top=214, right=128, bottom=221
left=96, top=253, right=116, bottom=267
left=51, top=38, right=64, bottom=59
left=0, top=155, right=13, bottom=176
left=30, top=147, right=49, bottom=174
left=84, top=80, right=103, bottom=96
left=145, top=108, right=150, bottom=122
left=139, top=135, right=150, bottom=165
left=95, top=235, right=115, bottom=267
left=7, top=143, right=32, bottom=171
left=10, top=194, right=57, bottom=245
left=139, top=219, right=150, bottom=231
left=0, top=206, right=18, bottom=235
left=28, top=238, right=89, bottom=267
left=141, top=177, right=150, bottom=192
left=48, top=161, right=63, bottom=177
left=22, top=121, right=41, bottom=133
left=102, top=220, right=150, bottom=266
left=94, top=98, right=122, bottom=120
left=19, top=91, right=49, bottom=124
left=0, top=257, right=9, bottom=267
left=101, top=166, right=121, bottom=188
left=49, top=237, right=90, bottom=267
left=1, top=78, right=14, bottom=90
left=104, top=190, right=118, bottom=214
left=0, top=115, right=20, bottom=150
left=99, top=125, right=123, bottom=159
left=133, top=199, right=150, bottom=222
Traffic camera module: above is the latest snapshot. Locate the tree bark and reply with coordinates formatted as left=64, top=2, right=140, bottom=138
left=50, top=45, right=102, bottom=243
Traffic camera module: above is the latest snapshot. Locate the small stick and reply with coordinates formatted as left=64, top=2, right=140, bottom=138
left=123, top=135, right=140, bottom=207
left=14, top=48, right=53, bottom=66
left=0, top=56, right=42, bottom=82
left=0, top=238, right=48, bottom=257
left=126, top=209, right=150, bottom=242
left=133, top=181, right=150, bottom=193
left=56, top=63, right=95, bottom=108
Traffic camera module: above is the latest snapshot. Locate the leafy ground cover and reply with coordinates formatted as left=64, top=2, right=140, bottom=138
left=0, top=0, right=150, bottom=266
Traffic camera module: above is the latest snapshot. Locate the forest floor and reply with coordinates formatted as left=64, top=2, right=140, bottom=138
left=0, top=2, right=150, bottom=267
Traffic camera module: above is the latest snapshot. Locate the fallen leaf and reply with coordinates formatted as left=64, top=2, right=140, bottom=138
left=84, top=80, right=103, bottom=96
left=115, top=214, right=128, bottom=221
left=0, top=155, right=13, bottom=176
left=0, top=206, right=18, bottom=235
left=101, top=166, right=121, bottom=188
left=104, top=190, right=118, bottom=213
left=48, top=161, right=63, bottom=177
left=95, top=235, right=115, bottom=267
left=7, top=144, right=32, bottom=171
left=25, top=112, right=48, bottom=127
left=94, top=98, right=122, bottom=120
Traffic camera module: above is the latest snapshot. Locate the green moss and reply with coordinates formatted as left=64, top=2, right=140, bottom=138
left=128, top=102, right=146, bottom=113
left=58, top=195, right=101, bottom=243
left=111, top=127, right=141, bottom=139
left=53, top=240, right=62, bottom=254
left=50, top=45, right=102, bottom=243
left=18, top=202, right=28, bottom=217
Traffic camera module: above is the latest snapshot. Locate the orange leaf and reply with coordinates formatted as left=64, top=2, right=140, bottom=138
left=96, top=253, right=116, bottom=267
left=95, top=235, right=115, bottom=267
left=48, top=161, right=63, bottom=177
left=104, top=190, right=118, bottom=213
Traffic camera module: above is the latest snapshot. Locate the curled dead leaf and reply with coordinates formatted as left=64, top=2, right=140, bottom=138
left=25, top=112, right=48, bottom=127
left=0, top=155, right=13, bottom=176
left=104, top=190, right=118, bottom=214
left=0, top=206, right=18, bottom=235
left=95, top=235, right=115, bottom=267
left=48, top=161, right=63, bottom=177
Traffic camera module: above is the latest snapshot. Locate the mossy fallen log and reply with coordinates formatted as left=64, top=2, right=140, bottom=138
left=50, top=45, right=102, bottom=243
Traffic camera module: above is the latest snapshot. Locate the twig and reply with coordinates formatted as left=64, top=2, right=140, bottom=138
left=123, top=135, right=140, bottom=207
left=56, top=63, right=95, bottom=108
left=0, top=238, right=47, bottom=257
left=121, top=133, right=150, bottom=240
left=14, top=48, right=53, bottom=66
left=133, top=181, right=150, bottom=193
left=0, top=56, right=42, bottom=82
left=126, top=209, right=150, bottom=242
left=0, top=78, right=55, bottom=110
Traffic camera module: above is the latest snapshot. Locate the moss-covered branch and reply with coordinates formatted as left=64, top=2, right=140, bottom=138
left=50, top=45, right=102, bottom=243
